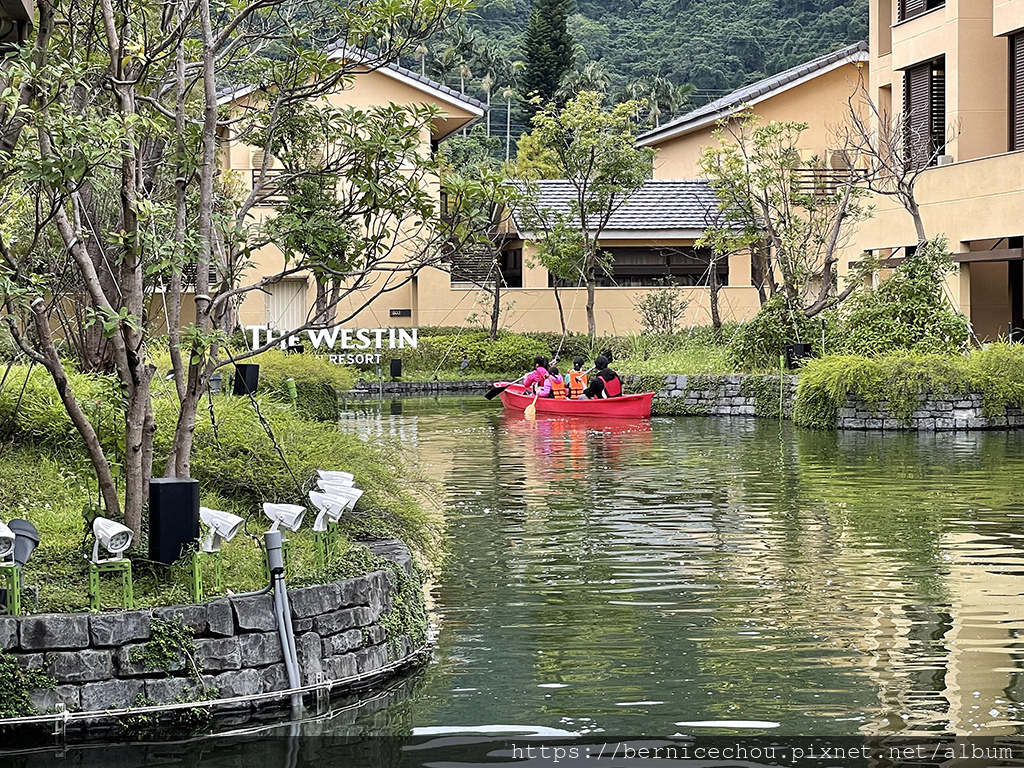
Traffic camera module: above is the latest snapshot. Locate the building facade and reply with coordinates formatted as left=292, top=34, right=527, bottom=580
left=850, top=0, right=1024, bottom=340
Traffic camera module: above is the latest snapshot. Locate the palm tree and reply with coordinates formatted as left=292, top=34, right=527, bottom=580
left=481, top=73, right=494, bottom=137
left=415, top=43, right=429, bottom=76
left=554, top=60, right=611, bottom=102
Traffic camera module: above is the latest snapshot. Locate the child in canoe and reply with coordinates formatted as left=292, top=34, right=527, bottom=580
left=523, top=356, right=550, bottom=393
left=565, top=357, right=588, bottom=399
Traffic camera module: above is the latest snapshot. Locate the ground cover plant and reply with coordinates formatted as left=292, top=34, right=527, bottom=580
left=0, top=362, right=440, bottom=614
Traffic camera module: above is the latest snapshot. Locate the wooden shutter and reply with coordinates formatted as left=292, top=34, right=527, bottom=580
left=930, top=63, right=946, bottom=157
left=1012, top=33, right=1024, bottom=152
left=900, top=0, right=927, bottom=21
left=904, top=63, right=932, bottom=169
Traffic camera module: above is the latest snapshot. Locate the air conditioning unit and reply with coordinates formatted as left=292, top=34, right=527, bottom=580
left=935, top=154, right=954, bottom=166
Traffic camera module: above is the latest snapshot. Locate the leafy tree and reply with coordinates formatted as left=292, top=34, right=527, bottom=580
left=634, top=279, right=691, bottom=334
left=512, top=130, right=563, bottom=179
left=0, top=0, right=471, bottom=536
left=522, top=91, right=653, bottom=336
left=699, top=113, right=869, bottom=318
left=442, top=168, right=524, bottom=339
left=522, top=0, right=574, bottom=109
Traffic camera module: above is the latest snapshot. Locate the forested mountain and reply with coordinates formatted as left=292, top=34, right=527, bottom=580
left=459, top=0, right=867, bottom=104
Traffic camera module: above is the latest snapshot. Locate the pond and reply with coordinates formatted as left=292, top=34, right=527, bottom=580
left=13, top=396, right=1024, bottom=766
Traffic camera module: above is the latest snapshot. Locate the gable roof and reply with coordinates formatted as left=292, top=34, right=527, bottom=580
left=637, top=41, right=869, bottom=147
left=218, top=44, right=485, bottom=120
left=512, top=179, right=725, bottom=237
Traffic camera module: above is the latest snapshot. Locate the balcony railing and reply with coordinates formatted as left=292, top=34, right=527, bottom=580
left=791, top=167, right=863, bottom=197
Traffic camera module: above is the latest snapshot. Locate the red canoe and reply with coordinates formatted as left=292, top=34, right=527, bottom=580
left=496, top=382, right=655, bottom=419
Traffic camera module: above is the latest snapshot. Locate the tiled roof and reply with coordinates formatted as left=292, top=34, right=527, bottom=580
left=217, top=44, right=485, bottom=113
left=324, top=42, right=486, bottom=111
left=637, top=41, right=869, bottom=146
left=514, top=179, right=724, bottom=232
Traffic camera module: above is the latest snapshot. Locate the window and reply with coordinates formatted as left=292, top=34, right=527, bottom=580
left=500, top=249, right=523, bottom=288
left=903, top=59, right=946, bottom=169
left=565, top=247, right=727, bottom=288
left=898, top=0, right=943, bottom=23
left=1012, top=32, right=1024, bottom=152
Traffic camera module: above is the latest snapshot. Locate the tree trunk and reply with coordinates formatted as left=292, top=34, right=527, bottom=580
left=29, top=299, right=121, bottom=520
left=486, top=91, right=491, bottom=137
left=909, top=198, right=927, bottom=245
left=553, top=282, right=567, bottom=337
left=586, top=272, right=596, bottom=337
left=709, top=258, right=723, bottom=343
left=505, top=98, right=512, bottom=162
left=489, top=266, right=501, bottom=340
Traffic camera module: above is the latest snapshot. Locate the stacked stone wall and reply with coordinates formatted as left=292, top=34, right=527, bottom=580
left=0, top=540, right=421, bottom=721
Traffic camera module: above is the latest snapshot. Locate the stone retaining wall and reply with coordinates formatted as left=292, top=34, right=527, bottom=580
left=645, top=374, right=1024, bottom=431
left=351, top=379, right=491, bottom=396
left=0, top=540, right=422, bottom=722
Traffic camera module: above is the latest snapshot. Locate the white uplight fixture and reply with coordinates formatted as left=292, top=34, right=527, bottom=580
left=317, top=469, right=355, bottom=487
left=0, top=520, right=15, bottom=562
left=309, top=491, right=348, bottom=533
left=263, top=503, right=306, bottom=534
left=91, top=517, right=133, bottom=564
left=199, top=507, right=245, bottom=553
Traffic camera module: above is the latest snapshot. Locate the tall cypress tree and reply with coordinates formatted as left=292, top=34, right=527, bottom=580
left=522, top=0, right=574, bottom=110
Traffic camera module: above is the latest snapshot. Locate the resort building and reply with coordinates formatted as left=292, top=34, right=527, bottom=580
left=847, top=0, right=1024, bottom=340
left=219, top=47, right=486, bottom=338
left=637, top=42, right=871, bottom=179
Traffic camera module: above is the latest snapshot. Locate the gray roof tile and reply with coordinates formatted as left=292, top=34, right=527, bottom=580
left=638, top=41, right=868, bottom=144
left=516, top=179, right=724, bottom=232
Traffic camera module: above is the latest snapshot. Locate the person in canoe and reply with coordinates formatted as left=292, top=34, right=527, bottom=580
left=565, top=357, right=588, bottom=399
left=523, top=356, right=550, bottom=393
left=582, top=355, right=623, bottom=399
left=540, top=365, right=567, bottom=399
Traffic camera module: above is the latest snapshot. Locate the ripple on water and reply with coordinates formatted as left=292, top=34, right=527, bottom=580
left=348, top=403, right=1024, bottom=739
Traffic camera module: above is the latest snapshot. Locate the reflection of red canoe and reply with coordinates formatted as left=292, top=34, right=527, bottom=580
left=497, top=382, right=655, bottom=419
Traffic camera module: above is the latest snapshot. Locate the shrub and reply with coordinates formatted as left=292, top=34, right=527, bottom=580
left=835, top=238, right=970, bottom=356
left=244, top=350, right=355, bottom=422
left=634, top=280, right=691, bottom=334
left=792, top=346, right=1024, bottom=429
left=727, top=294, right=829, bottom=371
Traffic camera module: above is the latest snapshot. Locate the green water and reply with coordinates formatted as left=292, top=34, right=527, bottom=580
left=12, top=396, right=1024, bottom=766
left=343, top=397, right=1024, bottom=743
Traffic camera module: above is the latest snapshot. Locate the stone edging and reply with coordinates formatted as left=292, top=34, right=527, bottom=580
left=350, top=379, right=492, bottom=396
left=0, top=539, right=422, bottom=729
left=644, top=374, right=1024, bottom=431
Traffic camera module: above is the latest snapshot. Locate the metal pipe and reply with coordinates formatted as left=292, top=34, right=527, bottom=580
left=266, top=531, right=302, bottom=711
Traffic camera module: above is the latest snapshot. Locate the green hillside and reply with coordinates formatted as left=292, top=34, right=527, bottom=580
left=457, top=0, right=867, bottom=102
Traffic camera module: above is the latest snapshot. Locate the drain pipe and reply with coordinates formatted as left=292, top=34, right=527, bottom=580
left=266, top=531, right=302, bottom=711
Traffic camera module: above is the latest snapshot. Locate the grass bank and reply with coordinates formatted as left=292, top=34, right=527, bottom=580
left=0, top=362, right=440, bottom=614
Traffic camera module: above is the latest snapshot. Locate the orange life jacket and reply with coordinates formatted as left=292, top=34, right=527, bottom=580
left=567, top=369, right=588, bottom=398
left=549, top=375, right=567, bottom=399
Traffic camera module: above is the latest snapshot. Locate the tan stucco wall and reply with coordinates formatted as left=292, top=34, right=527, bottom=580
left=649, top=63, right=870, bottom=180
left=993, top=0, right=1024, bottom=35
left=878, top=0, right=1010, bottom=162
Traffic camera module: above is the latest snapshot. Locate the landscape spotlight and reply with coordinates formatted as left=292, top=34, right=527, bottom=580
left=309, top=491, right=349, bottom=532
left=317, top=482, right=363, bottom=508
left=317, top=469, right=355, bottom=486
left=263, top=503, right=306, bottom=533
left=91, top=517, right=133, bottom=564
left=0, top=520, right=14, bottom=562
left=199, top=507, right=244, bottom=553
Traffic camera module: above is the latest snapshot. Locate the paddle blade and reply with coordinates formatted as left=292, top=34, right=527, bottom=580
left=484, top=384, right=508, bottom=400
left=524, top=394, right=539, bottom=420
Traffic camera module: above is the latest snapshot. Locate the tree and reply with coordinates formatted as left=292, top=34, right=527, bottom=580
left=555, top=60, right=611, bottom=102
left=0, top=0, right=471, bottom=537
left=523, top=91, right=653, bottom=336
left=698, top=112, right=870, bottom=320
left=838, top=81, right=961, bottom=245
left=443, top=168, right=524, bottom=339
left=522, top=0, right=574, bottom=110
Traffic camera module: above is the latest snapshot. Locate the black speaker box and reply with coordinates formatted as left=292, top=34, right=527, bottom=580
left=390, top=359, right=402, bottom=378
left=232, top=363, right=260, bottom=395
left=148, top=478, right=200, bottom=565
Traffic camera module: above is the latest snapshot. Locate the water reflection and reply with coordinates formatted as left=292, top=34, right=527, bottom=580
left=392, top=401, right=1024, bottom=741
left=9, top=398, right=1024, bottom=766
